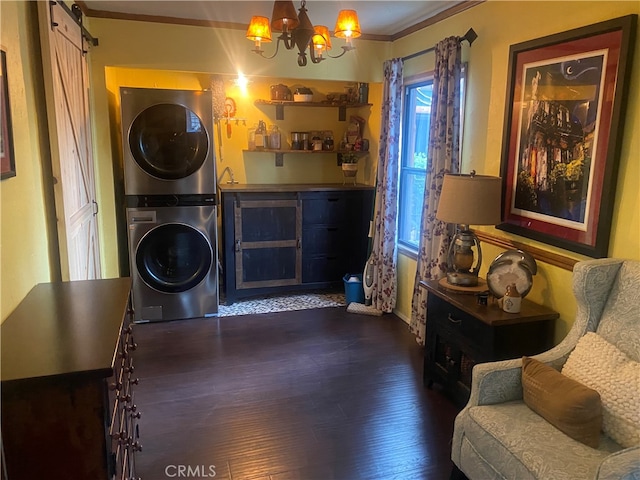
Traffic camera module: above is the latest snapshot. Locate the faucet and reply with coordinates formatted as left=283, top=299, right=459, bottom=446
left=217, top=166, right=238, bottom=184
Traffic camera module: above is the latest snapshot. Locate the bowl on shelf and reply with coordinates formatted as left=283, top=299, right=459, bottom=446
left=293, top=87, right=313, bottom=102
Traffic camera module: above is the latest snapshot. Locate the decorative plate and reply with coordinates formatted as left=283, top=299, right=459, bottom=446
left=486, top=249, right=537, bottom=298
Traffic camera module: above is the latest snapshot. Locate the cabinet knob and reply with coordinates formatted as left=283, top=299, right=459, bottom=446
left=129, top=341, right=138, bottom=350
left=125, top=364, right=135, bottom=374
left=120, top=394, right=132, bottom=403
left=109, top=381, right=122, bottom=391
left=130, top=377, right=140, bottom=385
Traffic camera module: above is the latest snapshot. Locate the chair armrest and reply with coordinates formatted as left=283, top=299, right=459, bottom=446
left=596, top=447, right=640, bottom=480
left=467, top=358, right=523, bottom=406
left=467, top=333, right=589, bottom=407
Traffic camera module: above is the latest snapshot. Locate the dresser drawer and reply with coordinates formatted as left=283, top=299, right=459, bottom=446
left=302, top=224, right=349, bottom=254
left=302, top=254, right=346, bottom=283
left=428, top=297, right=492, bottom=355
left=302, top=193, right=349, bottom=225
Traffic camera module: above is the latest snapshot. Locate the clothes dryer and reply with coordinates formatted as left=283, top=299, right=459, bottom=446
left=127, top=197, right=218, bottom=322
left=121, top=87, right=215, bottom=195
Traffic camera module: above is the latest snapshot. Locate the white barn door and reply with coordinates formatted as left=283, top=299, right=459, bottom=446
left=38, top=1, right=101, bottom=280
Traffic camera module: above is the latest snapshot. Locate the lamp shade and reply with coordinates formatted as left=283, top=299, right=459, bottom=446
left=246, top=16, right=272, bottom=42
left=312, top=25, right=332, bottom=50
left=334, top=9, right=361, bottom=39
left=271, top=0, right=299, bottom=32
left=436, top=174, right=502, bottom=226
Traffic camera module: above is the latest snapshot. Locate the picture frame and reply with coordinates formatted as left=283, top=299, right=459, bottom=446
left=496, top=15, right=637, bottom=258
left=1, top=48, right=16, bottom=180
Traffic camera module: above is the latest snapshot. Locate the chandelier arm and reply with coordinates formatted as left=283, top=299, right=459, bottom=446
left=326, top=45, right=354, bottom=59
left=308, top=42, right=325, bottom=64
left=253, top=36, right=284, bottom=60
left=281, top=31, right=295, bottom=50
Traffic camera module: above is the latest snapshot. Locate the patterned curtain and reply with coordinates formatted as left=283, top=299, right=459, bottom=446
left=410, top=37, right=463, bottom=343
left=370, top=58, right=404, bottom=312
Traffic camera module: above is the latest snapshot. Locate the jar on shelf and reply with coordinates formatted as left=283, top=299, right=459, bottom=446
left=269, top=125, right=281, bottom=150
left=323, top=136, right=334, bottom=151
left=247, top=125, right=256, bottom=150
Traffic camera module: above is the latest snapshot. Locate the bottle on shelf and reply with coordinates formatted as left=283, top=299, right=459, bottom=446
left=255, top=120, right=267, bottom=150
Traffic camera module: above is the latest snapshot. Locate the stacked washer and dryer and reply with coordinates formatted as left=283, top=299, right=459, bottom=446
left=121, top=87, right=219, bottom=322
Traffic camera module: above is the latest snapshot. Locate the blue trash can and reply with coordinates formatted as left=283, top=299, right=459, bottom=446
left=343, top=273, right=364, bottom=304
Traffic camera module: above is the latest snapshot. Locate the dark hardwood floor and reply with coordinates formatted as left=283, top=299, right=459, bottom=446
left=132, top=307, right=460, bottom=480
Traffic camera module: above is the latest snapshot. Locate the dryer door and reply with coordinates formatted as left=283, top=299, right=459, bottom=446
left=135, top=223, right=213, bottom=293
left=129, top=103, right=209, bottom=180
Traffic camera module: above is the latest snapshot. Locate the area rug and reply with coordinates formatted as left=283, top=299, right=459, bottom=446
left=218, top=291, right=346, bottom=317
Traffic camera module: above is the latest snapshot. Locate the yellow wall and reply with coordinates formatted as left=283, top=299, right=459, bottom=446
left=391, top=1, right=640, bottom=341
left=0, top=2, right=52, bottom=321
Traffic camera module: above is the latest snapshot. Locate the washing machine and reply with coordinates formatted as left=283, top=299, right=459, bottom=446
left=127, top=196, right=218, bottom=322
left=121, top=87, right=216, bottom=195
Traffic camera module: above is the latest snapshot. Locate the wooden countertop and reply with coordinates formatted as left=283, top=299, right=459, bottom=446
left=1, top=278, right=131, bottom=384
left=218, top=183, right=374, bottom=193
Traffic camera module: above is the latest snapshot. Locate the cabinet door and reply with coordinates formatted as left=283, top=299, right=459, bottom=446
left=234, top=197, right=302, bottom=289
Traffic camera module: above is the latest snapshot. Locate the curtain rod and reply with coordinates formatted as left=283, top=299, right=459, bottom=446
left=401, top=28, right=477, bottom=62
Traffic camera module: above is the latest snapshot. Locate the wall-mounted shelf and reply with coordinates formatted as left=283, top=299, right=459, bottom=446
left=243, top=149, right=368, bottom=167
left=254, top=100, right=372, bottom=121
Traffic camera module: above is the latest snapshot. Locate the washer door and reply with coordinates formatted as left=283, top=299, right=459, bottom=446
left=136, top=223, right=213, bottom=293
left=129, top=103, right=209, bottom=180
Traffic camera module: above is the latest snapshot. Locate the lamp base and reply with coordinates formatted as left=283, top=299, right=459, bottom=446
left=438, top=277, right=487, bottom=295
left=447, top=271, right=480, bottom=287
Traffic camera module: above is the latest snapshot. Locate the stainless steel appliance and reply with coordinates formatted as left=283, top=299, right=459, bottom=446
left=127, top=196, right=218, bottom=322
left=121, top=87, right=216, bottom=195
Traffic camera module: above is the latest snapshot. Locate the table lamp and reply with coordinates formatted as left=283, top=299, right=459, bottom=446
left=436, top=171, right=502, bottom=287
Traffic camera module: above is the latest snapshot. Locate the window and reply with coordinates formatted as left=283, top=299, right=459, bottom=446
left=398, top=69, right=466, bottom=253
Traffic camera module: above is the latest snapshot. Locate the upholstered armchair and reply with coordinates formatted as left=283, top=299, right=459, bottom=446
left=451, top=258, right=640, bottom=480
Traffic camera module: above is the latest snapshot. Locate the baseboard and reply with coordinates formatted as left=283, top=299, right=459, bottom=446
left=393, top=308, right=411, bottom=325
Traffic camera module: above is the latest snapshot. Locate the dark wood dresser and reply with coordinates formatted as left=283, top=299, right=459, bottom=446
left=420, top=279, right=558, bottom=408
left=1, top=278, right=140, bottom=479
left=219, top=184, right=374, bottom=304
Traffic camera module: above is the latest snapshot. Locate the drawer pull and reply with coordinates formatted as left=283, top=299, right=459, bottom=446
left=447, top=314, right=462, bottom=324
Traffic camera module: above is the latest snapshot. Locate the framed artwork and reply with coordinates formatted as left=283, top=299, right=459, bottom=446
left=496, top=15, right=637, bottom=258
left=1, top=48, right=16, bottom=179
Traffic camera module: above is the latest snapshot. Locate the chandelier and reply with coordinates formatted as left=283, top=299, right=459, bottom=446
left=246, top=0, right=361, bottom=67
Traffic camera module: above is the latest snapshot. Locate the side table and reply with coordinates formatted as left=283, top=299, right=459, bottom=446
left=419, top=279, right=559, bottom=408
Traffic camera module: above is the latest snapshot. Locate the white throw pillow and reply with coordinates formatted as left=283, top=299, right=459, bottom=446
left=562, top=332, right=640, bottom=448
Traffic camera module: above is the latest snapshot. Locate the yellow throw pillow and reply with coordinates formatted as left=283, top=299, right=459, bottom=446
left=522, top=356, right=602, bottom=448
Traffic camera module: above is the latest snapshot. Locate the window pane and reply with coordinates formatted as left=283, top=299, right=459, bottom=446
left=399, top=171, right=426, bottom=248
left=398, top=66, right=466, bottom=252
left=398, top=81, right=432, bottom=248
